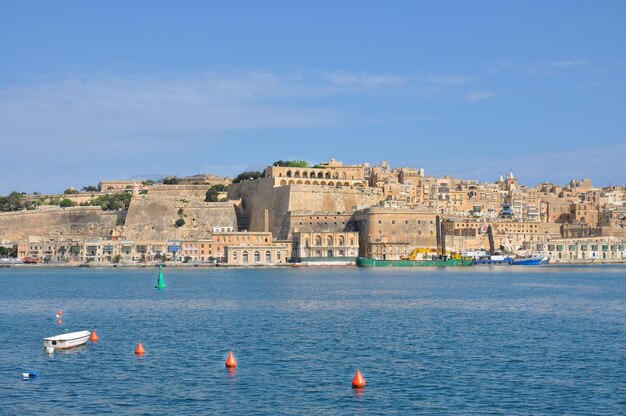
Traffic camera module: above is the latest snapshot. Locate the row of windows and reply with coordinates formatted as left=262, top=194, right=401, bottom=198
left=232, top=250, right=282, bottom=263
left=303, top=249, right=351, bottom=257
left=377, top=220, right=434, bottom=225
left=279, top=179, right=362, bottom=187
left=303, top=237, right=355, bottom=246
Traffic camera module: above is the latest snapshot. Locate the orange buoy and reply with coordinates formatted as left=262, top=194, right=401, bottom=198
left=225, top=351, right=237, bottom=368
left=57, top=310, right=63, bottom=317
left=135, top=342, right=145, bottom=355
left=90, top=330, right=99, bottom=342
left=56, top=318, right=62, bottom=325
left=352, top=369, right=366, bottom=388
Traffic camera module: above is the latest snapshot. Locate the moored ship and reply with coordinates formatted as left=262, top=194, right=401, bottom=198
left=356, top=257, right=473, bottom=267
left=356, top=215, right=473, bottom=267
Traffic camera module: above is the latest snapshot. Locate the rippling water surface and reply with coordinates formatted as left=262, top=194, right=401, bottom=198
left=1, top=266, right=625, bottom=415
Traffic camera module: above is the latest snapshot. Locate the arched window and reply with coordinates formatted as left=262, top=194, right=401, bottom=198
left=254, top=251, right=260, bottom=263
left=304, top=239, right=309, bottom=247
left=325, top=172, right=330, bottom=179
left=333, top=172, right=338, bottom=179
left=294, top=171, right=300, bottom=178
left=233, top=251, right=238, bottom=261
left=326, top=236, right=333, bottom=246
left=327, top=250, right=334, bottom=257
left=315, top=236, right=321, bottom=246
left=280, top=179, right=287, bottom=185
left=265, top=251, right=272, bottom=262
left=317, top=172, right=323, bottom=178
left=339, top=250, right=344, bottom=256
left=338, top=236, right=344, bottom=246
left=277, top=251, right=281, bottom=261
left=310, top=171, right=315, bottom=178
left=287, top=170, right=292, bottom=177
left=242, top=251, right=249, bottom=263
left=302, top=171, right=308, bottom=178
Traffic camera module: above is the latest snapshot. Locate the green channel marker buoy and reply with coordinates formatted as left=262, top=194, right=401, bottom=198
left=155, top=264, right=166, bottom=289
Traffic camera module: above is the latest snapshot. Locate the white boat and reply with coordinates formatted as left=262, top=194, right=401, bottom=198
left=43, top=330, right=91, bottom=350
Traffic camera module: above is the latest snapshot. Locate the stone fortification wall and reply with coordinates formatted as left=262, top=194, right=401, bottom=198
left=228, top=179, right=383, bottom=239
left=599, top=226, right=626, bottom=239
left=0, top=206, right=123, bottom=242
left=122, top=195, right=236, bottom=240
left=354, top=206, right=439, bottom=256
left=287, top=185, right=381, bottom=212
left=283, top=212, right=357, bottom=239
left=147, top=185, right=213, bottom=201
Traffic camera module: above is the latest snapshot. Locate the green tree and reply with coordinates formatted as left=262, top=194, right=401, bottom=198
left=113, top=254, right=122, bottom=263
left=205, top=184, right=228, bottom=202
left=175, top=218, right=185, bottom=227
left=232, top=171, right=262, bottom=183
left=59, top=198, right=76, bottom=207
left=0, top=247, right=10, bottom=257
left=81, top=185, right=98, bottom=192
left=287, top=160, right=308, bottom=167
left=89, top=193, right=132, bottom=211
left=64, top=187, right=79, bottom=194
left=0, top=191, right=36, bottom=212
left=162, top=176, right=180, bottom=185
left=273, top=160, right=308, bottom=168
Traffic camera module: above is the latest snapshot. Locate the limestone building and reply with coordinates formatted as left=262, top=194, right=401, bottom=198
left=291, top=231, right=359, bottom=264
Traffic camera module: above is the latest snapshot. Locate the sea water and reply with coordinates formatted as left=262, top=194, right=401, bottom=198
left=1, top=266, right=625, bottom=415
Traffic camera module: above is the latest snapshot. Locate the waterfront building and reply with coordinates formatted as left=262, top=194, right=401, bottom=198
left=291, top=231, right=359, bottom=264
left=525, top=238, right=626, bottom=261
left=224, top=242, right=290, bottom=266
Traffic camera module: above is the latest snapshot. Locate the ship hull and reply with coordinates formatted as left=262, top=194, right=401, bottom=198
left=511, top=257, right=548, bottom=265
left=356, top=257, right=473, bottom=267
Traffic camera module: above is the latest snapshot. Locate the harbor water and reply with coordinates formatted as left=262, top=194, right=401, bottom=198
left=1, top=266, right=625, bottom=415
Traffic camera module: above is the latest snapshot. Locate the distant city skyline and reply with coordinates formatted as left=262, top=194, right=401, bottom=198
left=1, top=1, right=625, bottom=194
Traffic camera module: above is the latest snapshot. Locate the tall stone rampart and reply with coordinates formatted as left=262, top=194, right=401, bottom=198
left=0, top=206, right=123, bottom=242
left=122, top=194, right=237, bottom=240
left=228, top=178, right=383, bottom=239
left=146, top=185, right=212, bottom=201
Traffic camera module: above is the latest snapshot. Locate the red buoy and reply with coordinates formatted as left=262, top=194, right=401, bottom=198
left=57, top=310, right=63, bottom=318
left=225, top=351, right=237, bottom=368
left=90, top=330, right=99, bottom=342
left=352, top=369, right=366, bottom=388
left=56, top=318, right=62, bottom=325
left=135, top=342, right=145, bottom=355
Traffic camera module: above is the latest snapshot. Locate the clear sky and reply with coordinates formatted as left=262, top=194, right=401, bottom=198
left=1, top=0, right=625, bottom=194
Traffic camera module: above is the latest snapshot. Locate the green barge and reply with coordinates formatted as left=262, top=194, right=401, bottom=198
left=356, top=257, right=474, bottom=267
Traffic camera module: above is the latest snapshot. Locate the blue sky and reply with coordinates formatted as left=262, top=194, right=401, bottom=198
left=1, top=0, right=625, bottom=194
